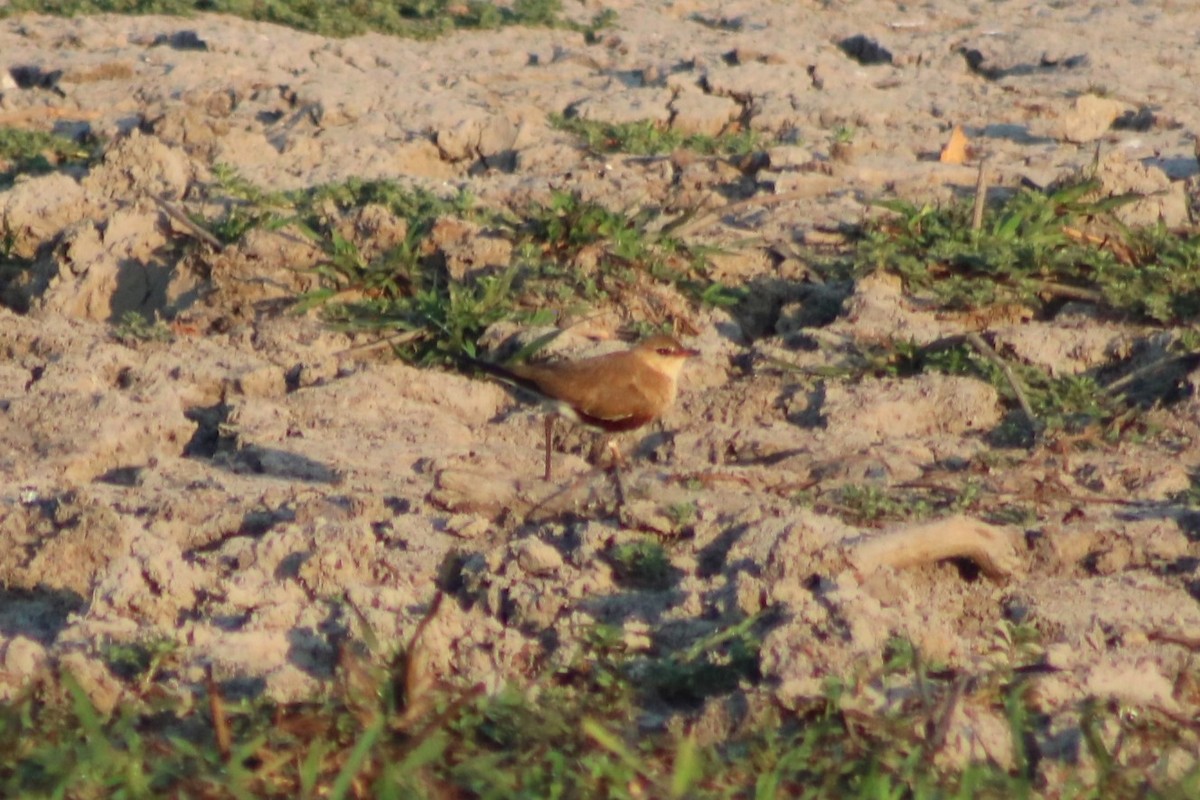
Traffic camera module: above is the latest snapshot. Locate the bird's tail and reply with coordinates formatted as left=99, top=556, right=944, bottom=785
left=459, top=355, right=545, bottom=400
left=456, top=327, right=565, bottom=398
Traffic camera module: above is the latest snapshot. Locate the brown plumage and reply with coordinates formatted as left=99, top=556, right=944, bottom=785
left=478, top=334, right=700, bottom=479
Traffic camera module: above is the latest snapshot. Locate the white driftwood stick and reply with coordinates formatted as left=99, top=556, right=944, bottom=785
left=849, top=515, right=1022, bottom=580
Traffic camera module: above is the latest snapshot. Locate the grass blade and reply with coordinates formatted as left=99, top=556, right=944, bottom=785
left=669, top=732, right=701, bottom=798
left=62, top=671, right=108, bottom=756
left=329, top=717, right=384, bottom=800
left=299, top=738, right=332, bottom=800
left=582, top=717, right=643, bottom=775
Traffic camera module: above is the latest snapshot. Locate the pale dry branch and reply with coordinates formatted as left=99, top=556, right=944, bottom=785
left=849, top=514, right=1023, bottom=580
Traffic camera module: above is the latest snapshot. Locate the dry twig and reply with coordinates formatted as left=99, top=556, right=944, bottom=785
left=925, top=674, right=969, bottom=757
left=334, top=329, right=426, bottom=358
left=849, top=515, right=1022, bottom=580
left=964, top=331, right=1038, bottom=434
left=668, top=190, right=814, bottom=239
left=151, top=192, right=225, bottom=251
left=971, top=160, right=988, bottom=232
left=205, top=665, right=232, bottom=760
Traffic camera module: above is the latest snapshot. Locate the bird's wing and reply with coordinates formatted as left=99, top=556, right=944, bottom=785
left=528, top=355, right=669, bottom=430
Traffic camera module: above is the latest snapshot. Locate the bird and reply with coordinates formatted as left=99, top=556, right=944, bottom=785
left=475, top=333, right=701, bottom=480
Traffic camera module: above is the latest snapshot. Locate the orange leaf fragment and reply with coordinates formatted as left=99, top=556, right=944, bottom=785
left=939, top=124, right=970, bottom=164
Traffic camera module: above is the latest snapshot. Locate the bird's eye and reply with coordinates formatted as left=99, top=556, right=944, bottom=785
left=656, top=347, right=672, bottom=356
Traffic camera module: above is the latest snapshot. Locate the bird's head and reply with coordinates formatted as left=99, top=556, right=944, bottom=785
left=634, top=334, right=701, bottom=380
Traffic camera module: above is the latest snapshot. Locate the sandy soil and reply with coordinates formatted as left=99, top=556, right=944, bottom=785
left=1, top=0, right=1198, bottom=775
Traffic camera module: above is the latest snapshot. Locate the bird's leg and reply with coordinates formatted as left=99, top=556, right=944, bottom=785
left=603, top=435, right=628, bottom=513
left=543, top=414, right=556, bottom=481
left=604, top=437, right=628, bottom=470
left=610, top=466, right=627, bottom=514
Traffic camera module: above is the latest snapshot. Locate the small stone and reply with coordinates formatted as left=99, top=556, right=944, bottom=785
left=435, top=119, right=479, bottom=161
left=570, top=89, right=673, bottom=126
left=515, top=537, right=564, bottom=576
left=1052, top=94, right=1128, bottom=144
left=3, top=636, right=48, bottom=678
left=668, top=91, right=739, bottom=137
left=445, top=514, right=491, bottom=539
left=428, top=217, right=512, bottom=282
left=1089, top=149, right=1188, bottom=228
left=235, top=365, right=286, bottom=398
left=766, top=146, right=814, bottom=169
left=619, top=499, right=675, bottom=534
left=475, top=115, right=518, bottom=160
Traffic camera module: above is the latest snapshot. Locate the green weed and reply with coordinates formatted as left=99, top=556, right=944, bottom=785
left=831, top=125, right=856, bottom=144
left=606, top=539, right=675, bottom=591
left=205, top=162, right=294, bottom=243
left=550, top=114, right=763, bottom=157
left=642, top=612, right=765, bottom=708
left=101, top=637, right=180, bottom=687
left=0, top=630, right=1195, bottom=797
left=194, top=173, right=731, bottom=365
left=0, top=0, right=616, bottom=40
left=112, top=310, right=174, bottom=344
left=807, top=479, right=993, bottom=527
left=858, top=180, right=1200, bottom=325
left=924, top=342, right=1134, bottom=437
left=666, top=500, right=698, bottom=530
left=0, top=127, right=99, bottom=188
left=773, top=333, right=1162, bottom=442
left=521, top=190, right=739, bottom=304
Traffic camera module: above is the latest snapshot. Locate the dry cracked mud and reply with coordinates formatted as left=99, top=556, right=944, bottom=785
left=1, top=0, right=1199, bottom=779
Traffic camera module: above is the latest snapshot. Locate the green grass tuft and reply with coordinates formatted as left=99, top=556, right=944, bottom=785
left=607, top=539, right=675, bottom=591
left=0, top=127, right=100, bottom=189
left=112, top=310, right=175, bottom=344
left=550, top=114, right=764, bottom=157
left=857, top=180, right=1200, bottom=325
left=193, top=171, right=737, bottom=365
left=0, top=0, right=616, bottom=40
left=2, top=629, right=1195, bottom=797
